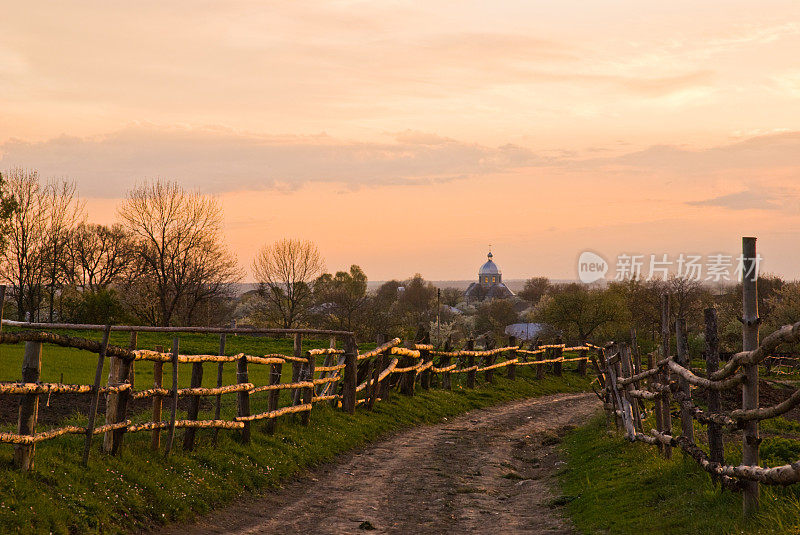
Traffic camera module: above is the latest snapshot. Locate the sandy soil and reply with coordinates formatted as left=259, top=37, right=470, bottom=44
left=153, top=392, right=599, bottom=535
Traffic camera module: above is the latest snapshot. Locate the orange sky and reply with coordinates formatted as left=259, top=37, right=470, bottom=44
left=2, top=1, right=800, bottom=281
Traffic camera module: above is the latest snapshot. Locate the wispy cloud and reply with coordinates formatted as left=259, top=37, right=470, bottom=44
left=0, top=125, right=551, bottom=197
left=686, top=187, right=793, bottom=211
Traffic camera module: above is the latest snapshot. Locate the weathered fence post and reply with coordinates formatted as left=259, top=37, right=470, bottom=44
left=675, top=317, right=694, bottom=444
left=466, top=339, right=476, bottom=388
left=266, top=360, right=283, bottom=434
left=483, top=336, right=495, bottom=384
left=577, top=343, right=587, bottom=376
left=212, top=333, right=226, bottom=446
left=342, top=335, right=358, bottom=413
left=291, top=333, right=303, bottom=405
left=440, top=338, right=452, bottom=390
left=647, top=347, right=663, bottom=453
left=82, top=326, right=111, bottom=466
left=420, top=333, right=432, bottom=390
left=236, top=352, right=251, bottom=444
left=14, top=340, right=42, bottom=470
left=183, top=358, right=204, bottom=451
left=536, top=341, right=545, bottom=380
left=367, top=348, right=381, bottom=409
left=619, top=343, right=642, bottom=432
left=301, top=350, right=315, bottom=425
left=553, top=336, right=563, bottom=376
left=704, top=307, right=725, bottom=483
left=742, top=236, right=760, bottom=514
left=164, top=337, right=180, bottom=456
left=103, top=331, right=136, bottom=453
left=151, top=346, right=164, bottom=451
left=506, top=336, right=517, bottom=380
left=660, top=293, right=672, bottom=459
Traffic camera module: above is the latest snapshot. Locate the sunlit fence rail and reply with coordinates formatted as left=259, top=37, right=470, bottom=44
left=0, top=316, right=591, bottom=471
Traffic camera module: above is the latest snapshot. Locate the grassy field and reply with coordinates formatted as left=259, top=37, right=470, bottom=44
left=0, top=342, right=591, bottom=534
left=559, top=415, right=800, bottom=534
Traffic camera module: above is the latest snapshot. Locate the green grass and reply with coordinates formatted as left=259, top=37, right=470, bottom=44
left=0, top=360, right=590, bottom=534
left=559, top=415, right=800, bottom=534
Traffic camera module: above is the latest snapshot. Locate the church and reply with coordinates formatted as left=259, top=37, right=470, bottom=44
left=464, top=251, right=515, bottom=301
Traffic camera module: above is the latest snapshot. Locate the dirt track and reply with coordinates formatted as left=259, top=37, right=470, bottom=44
left=156, top=392, right=598, bottom=535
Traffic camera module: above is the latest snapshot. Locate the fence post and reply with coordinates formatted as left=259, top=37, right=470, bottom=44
left=441, top=339, right=452, bottom=390
left=14, top=340, right=42, bottom=470
left=301, top=350, right=315, bottom=425
left=212, top=333, right=226, bottom=446
left=577, top=343, right=587, bottom=376
left=742, top=236, right=760, bottom=514
left=183, top=359, right=204, bottom=451
left=466, top=339, right=476, bottom=388
left=506, top=336, right=517, bottom=380
left=553, top=336, right=563, bottom=376
left=420, top=332, right=432, bottom=390
left=164, top=337, right=180, bottom=455
left=483, top=336, right=495, bottom=384
left=151, top=346, right=164, bottom=451
left=619, top=343, right=642, bottom=432
left=266, top=361, right=283, bottom=434
left=107, top=331, right=136, bottom=454
left=660, top=293, right=672, bottom=459
left=536, top=341, right=545, bottom=380
left=647, top=347, right=663, bottom=453
left=342, top=335, right=358, bottom=413
left=237, top=352, right=251, bottom=444
left=675, top=317, right=694, bottom=444
left=292, top=333, right=303, bottom=405
left=378, top=334, right=392, bottom=401
left=704, top=307, right=725, bottom=484
left=82, top=326, right=111, bottom=466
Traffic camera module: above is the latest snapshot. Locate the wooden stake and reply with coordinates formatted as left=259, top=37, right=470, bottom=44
left=164, top=337, right=180, bottom=455
left=342, top=335, right=358, bottom=413
left=291, top=333, right=303, bottom=405
left=536, top=342, right=545, bottom=380
left=553, top=336, right=563, bottom=376
left=676, top=318, right=694, bottom=443
left=301, top=350, right=315, bottom=425
left=265, top=362, right=282, bottom=434
left=506, top=336, right=517, bottom=380
left=704, top=307, right=725, bottom=483
left=742, top=236, right=760, bottom=514
left=151, top=355, right=163, bottom=451
left=212, top=333, right=226, bottom=446
left=236, top=352, right=251, bottom=443
left=82, top=326, right=111, bottom=466
left=466, top=339, right=476, bottom=388
left=14, top=340, right=42, bottom=470
left=183, top=360, right=204, bottom=450
left=660, top=293, right=672, bottom=459
left=441, top=338, right=452, bottom=390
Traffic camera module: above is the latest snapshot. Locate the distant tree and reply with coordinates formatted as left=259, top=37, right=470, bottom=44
left=119, top=180, right=241, bottom=326
left=312, top=265, right=369, bottom=332
left=531, top=283, right=629, bottom=343
left=440, top=287, right=463, bottom=307
left=251, top=238, right=325, bottom=328
left=518, top=277, right=550, bottom=305
left=397, top=274, right=437, bottom=328
left=63, top=223, right=134, bottom=292
left=362, top=280, right=403, bottom=338
left=0, top=173, right=18, bottom=251
left=475, top=299, right=519, bottom=340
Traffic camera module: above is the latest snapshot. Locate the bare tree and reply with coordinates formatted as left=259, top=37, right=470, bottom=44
left=63, top=223, right=134, bottom=291
left=1, top=169, right=51, bottom=320
left=252, top=238, right=325, bottom=328
left=43, top=180, right=84, bottom=321
left=118, top=180, right=241, bottom=326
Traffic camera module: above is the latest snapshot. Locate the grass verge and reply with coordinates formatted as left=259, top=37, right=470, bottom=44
left=559, top=415, right=800, bottom=534
left=0, top=368, right=589, bottom=534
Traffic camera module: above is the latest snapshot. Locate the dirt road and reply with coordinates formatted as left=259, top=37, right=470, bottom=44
left=156, top=392, right=598, bottom=535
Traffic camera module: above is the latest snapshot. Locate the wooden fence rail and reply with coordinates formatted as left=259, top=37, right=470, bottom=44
left=0, top=320, right=590, bottom=471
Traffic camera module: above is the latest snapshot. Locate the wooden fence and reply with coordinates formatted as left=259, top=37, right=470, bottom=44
left=0, top=321, right=590, bottom=471
left=594, top=237, right=800, bottom=515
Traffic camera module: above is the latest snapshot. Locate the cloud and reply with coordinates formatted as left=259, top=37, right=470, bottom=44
left=0, top=125, right=550, bottom=197
left=579, top=131, right=800, bottom=173
left=686, top=188, right=790, bottom=211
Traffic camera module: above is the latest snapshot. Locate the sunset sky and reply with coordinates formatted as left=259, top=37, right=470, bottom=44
left=2, top=1, right=800, bottom=281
